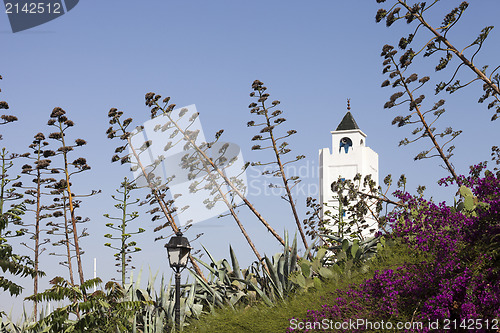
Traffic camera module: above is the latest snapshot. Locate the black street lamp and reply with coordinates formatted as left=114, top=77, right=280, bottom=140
left=165, top=231, right=192, bottom=331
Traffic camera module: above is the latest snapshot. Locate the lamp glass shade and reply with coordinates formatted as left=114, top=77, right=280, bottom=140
left=167, top=247, right=181, bottom=267
left=178, top=247, right=190, bottom=267
left=165, top=232, right=192, bottom=269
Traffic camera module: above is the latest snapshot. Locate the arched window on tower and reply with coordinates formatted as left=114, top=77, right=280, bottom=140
left=339, top=137, right=353, bottom=153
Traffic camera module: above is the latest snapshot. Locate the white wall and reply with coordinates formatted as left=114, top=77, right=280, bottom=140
left=319, top=128, right=379, bottom=240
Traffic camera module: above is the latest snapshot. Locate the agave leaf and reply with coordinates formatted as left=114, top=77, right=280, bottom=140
left=320, top=234, right=343, bottom=243
left=135, top=268, right=143, bottom=290
left=201, top=244, right=218, bottom=267
left=231, top=280, right=243, bottom=291
left=187, top=268, right=224, bottom=307
left=272, top=253, right=282, bottom=269
left=290, top=233, right=298, bottom=272
left=360, top=236, right=379, bottom=247
left=190, top=304, right=203, bottom=318
left=157, top=275, right=165, bottom=309
left=234, top=278, right=274, bottom=307
left=277, top=255, right=286, bottom=292
left=229, top=245, right=242, bottom=280
left=165, top=274, right=172, bottom=308
left=146, top=269, right=159, bottom=295
left=283, top=231, right=290, bottom=290
left=135, top=288, right=151, bottom=302
left=229, top=290, right=245, bottom=306
left=220, top=259, right=232, bottom=284
left=264, top=256, right=283, bottom=299
left=193, top=256, right=218, bottom=277
left=186, top=278, right=196, bottom=308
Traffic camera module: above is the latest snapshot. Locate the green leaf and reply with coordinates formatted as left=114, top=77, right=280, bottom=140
left=342, top=239, right=349, bottom=252
left=313, top=276, right=322, bottom=289
left=319, top=267, right=333, bottom=279
left=460, top=185, right=473, bottom=198
left=316, top=248, right=327, bottom=261
left=376, top=242, right=383, bottom=253
left=351, top=242, right=359, bottom=259
left=311, top=258, right=321, bottom=273
left=332, top=264, right=343, bottom=276
left=233, top=277, right=274, bottom=307
left=290, top=233, right=298, bottom=272
left=335, top=251, right=347, bottom=262
left=229, top=245, right=242, bottom=280
left=264, top=256, right=283, bottom=299
left=291, top=273, right=306, bottom=288
left=464, top=196, right=474, bottom=210
left=300, top=261, right=311, bottom=277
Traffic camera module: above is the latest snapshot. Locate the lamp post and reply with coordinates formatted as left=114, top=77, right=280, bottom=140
left=165, top=231, right=192, bottom=331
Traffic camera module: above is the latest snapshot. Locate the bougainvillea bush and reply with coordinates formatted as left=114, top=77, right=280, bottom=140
left=288, top=164, right=500, bottom=332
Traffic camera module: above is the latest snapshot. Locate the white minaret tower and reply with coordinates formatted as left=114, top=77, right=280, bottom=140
left=319, top=101, right=379, bottom=240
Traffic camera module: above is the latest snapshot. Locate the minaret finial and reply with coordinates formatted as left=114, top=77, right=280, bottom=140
left=347, top=98, right=351, bottom=111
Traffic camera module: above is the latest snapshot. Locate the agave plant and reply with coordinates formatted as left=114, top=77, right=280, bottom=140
left=289, top=235, right=387, bottom=292
left=326, top=235, right=385, bottom=264
left=187, top=231, right=307, bottom=311
left=259, top=231, right=303, bottom=302
left=189, top=245, right=267, bottom=309
left=125, top=269, right=203, bottom=333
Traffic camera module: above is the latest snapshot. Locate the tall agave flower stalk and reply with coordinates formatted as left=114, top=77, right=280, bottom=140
left=185, top=139, right=267, bottom=267
left=143, top=93, right=286, bottom=247
left=13, top=133, right=55, bottom=318
left=380, top=44, right=460, bottom=183
left=47, top=107, right=98, bottom=286
left=103, top=177, right=145, bottom=286
left=247, top=80, right=309, bottom=252
left=106, top=108, right=207, bottom=281
left=376, top=1, right=500, bottom=120
left=138, top=100, right=267, bottom=267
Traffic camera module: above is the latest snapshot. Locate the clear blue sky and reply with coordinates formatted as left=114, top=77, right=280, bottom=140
left=1, top=1, right=499, bottom=318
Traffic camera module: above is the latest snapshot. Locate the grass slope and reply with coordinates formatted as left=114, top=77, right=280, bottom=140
left=184, top=239, right=423, bottom=332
